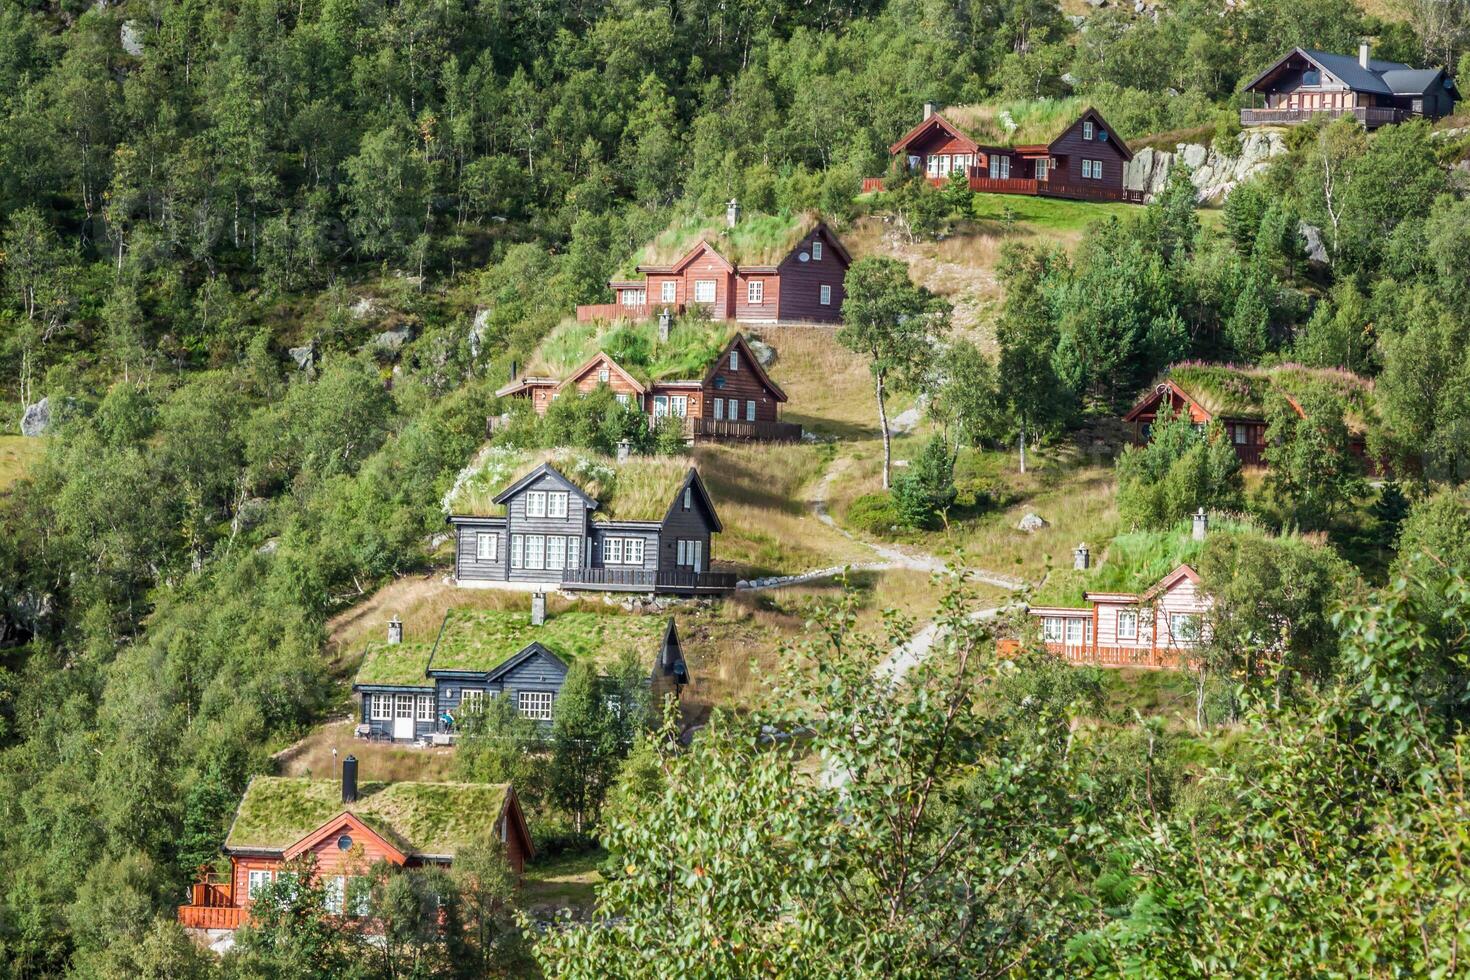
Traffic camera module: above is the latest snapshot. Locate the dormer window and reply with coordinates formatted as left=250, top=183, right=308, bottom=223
left=1083, top=120, right=1094, bottom=140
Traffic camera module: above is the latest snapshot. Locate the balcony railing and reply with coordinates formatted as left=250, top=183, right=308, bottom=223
left=861, top=171, right=1144, bottom=204
left=1240, top=106, right=1407, bottom=128
left=178, top=904, right=245, bottom=930
left=689, top=417, right=803, bottom=443
left=561, top=566, right=737, bottom=594
left=1043, top=642, right=1186, bottom=670
left=575, top=301, right=686, bottom=324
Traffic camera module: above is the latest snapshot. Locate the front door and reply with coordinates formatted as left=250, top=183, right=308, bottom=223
left=393, top=694, right=414, bottom=740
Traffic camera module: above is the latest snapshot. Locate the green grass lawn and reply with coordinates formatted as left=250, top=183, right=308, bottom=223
left=0, top=435, right=43, bottom=491
left=524, top=848, right=605, bottom=916
left=969, top=193, right=1138, bottom=235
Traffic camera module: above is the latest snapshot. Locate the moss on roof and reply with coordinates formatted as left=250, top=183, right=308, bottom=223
left=447, top=447, right=695, bottom=522
left=528, top=318, right=737, bottom=384
left=356, top=640, right=436, bottom=688
left=225, top=777, right=510, bottom=857
left=1031, top=520, right=1264, bottom=608
left=940, top=99, right=1099, bottom=147
left=619, top=210, right=823, bottom=276
left=427, top=607, right=668, bottom=674
left=1163, top=363, right=1376, bottom=433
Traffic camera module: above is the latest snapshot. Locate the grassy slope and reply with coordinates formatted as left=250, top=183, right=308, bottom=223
left=0, top=436, right=43, bottom=491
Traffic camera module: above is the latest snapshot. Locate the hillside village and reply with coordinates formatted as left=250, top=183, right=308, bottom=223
left=5, top=0, right=1470, bottom=975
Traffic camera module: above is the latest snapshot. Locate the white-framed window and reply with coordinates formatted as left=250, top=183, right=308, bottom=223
left=548, top=492, right=568, bottom=518
left=683, top=487, right=693, bottom=510
left=1042, top=617, right=1064, bottom=642
left=518, top=691, right=554, bottom=721
left=476, top=532, right=497, bottom=561
left=652, top=395, right=668, bottom=417
left=660, top=280, right=676, bottom=303
left=678, top=539, right=704, bottom=567
left=370, top=694, right=390, bottom=721
left=616, top=392, right=630, bottom=405
left=325, top=876, right=345, bottom=915
left=694, top=280, right=716, bottom=303
left=348, top=877, right=370, bottom=917
left=729, top=349, right=740, bottom=370
left=747, top=281, right=763, bottom=304
left=598, top=366, right=610, bottom=382
left=746, top=400, right=756, bottom=421
left=1084, top=159, right=1103, bottom=180
left=713, top=398, right=724, bottom=420
left=812, top=240, right=823, bottom=261
left=677, top=539, right=687, bottom=565
left=568, top=536, right=581, bottom=570
left=603, top=537, right=623, bottom=565
left=460, top=689, right=485, bottom=712
left=937, top=153, right=950, bottom=174
left=670, top=395, right=688, bottom=417
left=619, top=290, right=645, bottom=307
left=1065, top=619, right=1084, bottom=645
left=1036, top=158, right=1049, bottom=181
left=1083, top=119, right=1094, bottom=140
left=525, top=535, right=545, bottom=570
left=395, top=694, right=413, bottom=719
left=546, top=535, right=566, bottom=571
left=989, top=155, right=1010, bottom=179
left=247, top=869, right=275, bottom=900
left=1117, top=609, right=1138, bottom=640
left=1169, top=613, right=1200, bottom=644
left=625, top=538, right=645, bottom=565
left=416, top=694, right=433, bottom=721
left=525, top=491, right=547, bottom=518
left=510, top=535, right=524, bottom=569
left=819, top=284, right=832, bottom=305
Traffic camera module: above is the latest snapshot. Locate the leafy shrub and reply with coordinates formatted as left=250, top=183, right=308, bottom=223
left=892, top=437, right=956, bottom=529
left=846, top=492, right=900, bottom=535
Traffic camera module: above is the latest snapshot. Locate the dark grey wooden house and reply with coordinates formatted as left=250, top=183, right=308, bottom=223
left=1242, top=45, right=1459, bottom=128
left=448, top=458, right=734, bottom=594
left=353, top=608, right=688, bottom=741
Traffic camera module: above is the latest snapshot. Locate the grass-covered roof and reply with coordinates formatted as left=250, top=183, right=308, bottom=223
left=1164, top=362, right=1376, bottom=432
left=942, top=99, right=1100, bottom=147
left=355, top=607, right=670, bottom=686
left=225, top=777, right=510, bottom=856
left=1030, top=519, right=1264, bottom=608
left=621, top=210, right=823, bottom=276
left=528, top=318, right=737, bottom=384
left=446, top=447, right=694, bottom=523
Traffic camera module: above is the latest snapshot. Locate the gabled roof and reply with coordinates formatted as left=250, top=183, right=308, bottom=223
left=665, top=467, right=722, bottom=532
left=495, top=376, right=558, bottom=399
left=557, top=351, right=647, bottom=395
left=639, top=239, right=736, bottom=276
left=491, top=462, right=601, bottom=511
left=703, top=334, right=787, bottom=403
left=1065, top=107, right=1133, bottom=161
left=283, top=811, right=408, bottom=865
left=1122, top=379, right=1218, bottom=424
left=1140, top=563, right=1202, bottom=603
left=224, top=777, right=519, bottom=860
left=890, top=106, right=1133, bottom=159
left=1244, top=47, right=1455, bottom=97
left=888, top=113, right=979, bottom=156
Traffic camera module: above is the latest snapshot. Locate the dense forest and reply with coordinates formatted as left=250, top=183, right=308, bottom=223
left=5, top=0, right=1470, bottom=976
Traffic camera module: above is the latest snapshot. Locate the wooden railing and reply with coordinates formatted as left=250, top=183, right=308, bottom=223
left=178, top=904, right=245, bottom=930
left=561, top=567, right=737, bottom=593
left=1039, top=182, right=1147, bottom=204
left=575, top=302, right=685, bottom=324
left=1044, top=642, right=1185, bottom=670
left=863, top=173, right=1144, bottom=204
left=689, top=417, right=803, bottom=443
left=1240, top=106, right=1407, bottom=128
left=861, top=176, right=887, bottom=193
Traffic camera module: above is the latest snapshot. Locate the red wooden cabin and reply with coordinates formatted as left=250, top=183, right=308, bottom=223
left=177, top=760, right=532, bottom=937
left=865, top=105, right=1144, bottom=203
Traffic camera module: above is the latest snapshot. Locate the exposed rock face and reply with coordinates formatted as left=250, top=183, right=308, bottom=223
left=1017, top=513, right=1049, bottom=533
left=1125, top=128, right=1289, bottom=204
left=288, top=341, right=317, bottom=375
left=372, top=325, right=414, bottom=354
left=120, top=20, right=144, bottom=56
left=1299, top=222, right=1330, bottom=264
left=747, top=337, right=777, bottom=367
left=350, top=297, right=379, bottom=319
left=469, top=308, right=491, bottom=360
left=20, top=398, right=49, bottom=437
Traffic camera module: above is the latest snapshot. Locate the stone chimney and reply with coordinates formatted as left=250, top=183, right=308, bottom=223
left=342, top=755, right=358, bottom=804
left=726, top=199, right=741, bottom=228
left=1192, top=508, right=1209, bottom=542
left=532, top=591, right=546, bottom=627
left=1073, top=544, right=1090, bottom=570
left=1359, top=42, right=1371, bottom=69
left=923, top=101, right=937, bottom=120
left=658, top=309, right=671, bottom=343
left=617, top=439, right=632, bottom=463
left=387, top=615, right=402, bottom=645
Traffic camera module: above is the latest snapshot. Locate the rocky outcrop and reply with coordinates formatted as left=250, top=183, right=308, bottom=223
left=20, top=398, right=49, bottom=437
left=1125, top=128, right=1289, bottom=204
left=371, top=325, right=414, bottom=355
left=1299, top=222, right=1329, bottom=264
left=288, top=341, right=317, bottom=375
left=1017, top=513, right=1049, bottom=532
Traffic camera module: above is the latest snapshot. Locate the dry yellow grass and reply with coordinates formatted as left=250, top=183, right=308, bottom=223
left=275, top=719, right=461, bottom=781
left=755, top=326, right=881, bottom=436
left=0, top=435, right=43, bottom=491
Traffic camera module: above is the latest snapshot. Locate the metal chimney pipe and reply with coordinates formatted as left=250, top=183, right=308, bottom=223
left=342, top=755, right=358, bottom=804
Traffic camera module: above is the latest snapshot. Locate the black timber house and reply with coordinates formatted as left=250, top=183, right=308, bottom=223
left=448, top=458, right=733, bottom=594
left=353, top=608, right=689, bottom=741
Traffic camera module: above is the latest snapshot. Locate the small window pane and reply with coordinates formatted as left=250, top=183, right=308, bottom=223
left=819, top=285, right=832, bottom=305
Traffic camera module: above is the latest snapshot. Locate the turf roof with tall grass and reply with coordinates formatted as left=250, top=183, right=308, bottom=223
left=1030, top=518, right=1265, bottom=608
left=446, top=446, right=694, bottom=522
left=1162, top=363, right=1376, bottom=432
left=528, top=317, right=737, bottom=384
left=225, top=776, right=510, bottom=856
left=941, top=99, right=1105, bottom=146
left=620, top=210, right=824, bottom=276
left=355, top=607, right=670, bottom=686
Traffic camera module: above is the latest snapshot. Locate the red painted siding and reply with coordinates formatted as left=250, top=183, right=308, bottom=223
left=701, top=348, right=782, bottom=423
left=1047, top=115, right=1129, bottom=193
left=735, top=273, right=779, bottom=321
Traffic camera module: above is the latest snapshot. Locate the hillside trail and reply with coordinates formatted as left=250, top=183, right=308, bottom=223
left=807, top=454, right=1027, bottom=592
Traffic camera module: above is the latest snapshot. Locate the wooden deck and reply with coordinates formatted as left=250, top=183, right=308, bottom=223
left=1240, top=106, right=1407, bottom=128
left=861, top=173, right=1144, bottom=204
left=688, top=417, right=802, bottom=443
left=575, top=301, right=686, bottom=323
left=1044, top=642, right=1185, bottom=670
left=561, top=567, right=738, bottom=594
left=179, top=904, right=245, bottom=929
